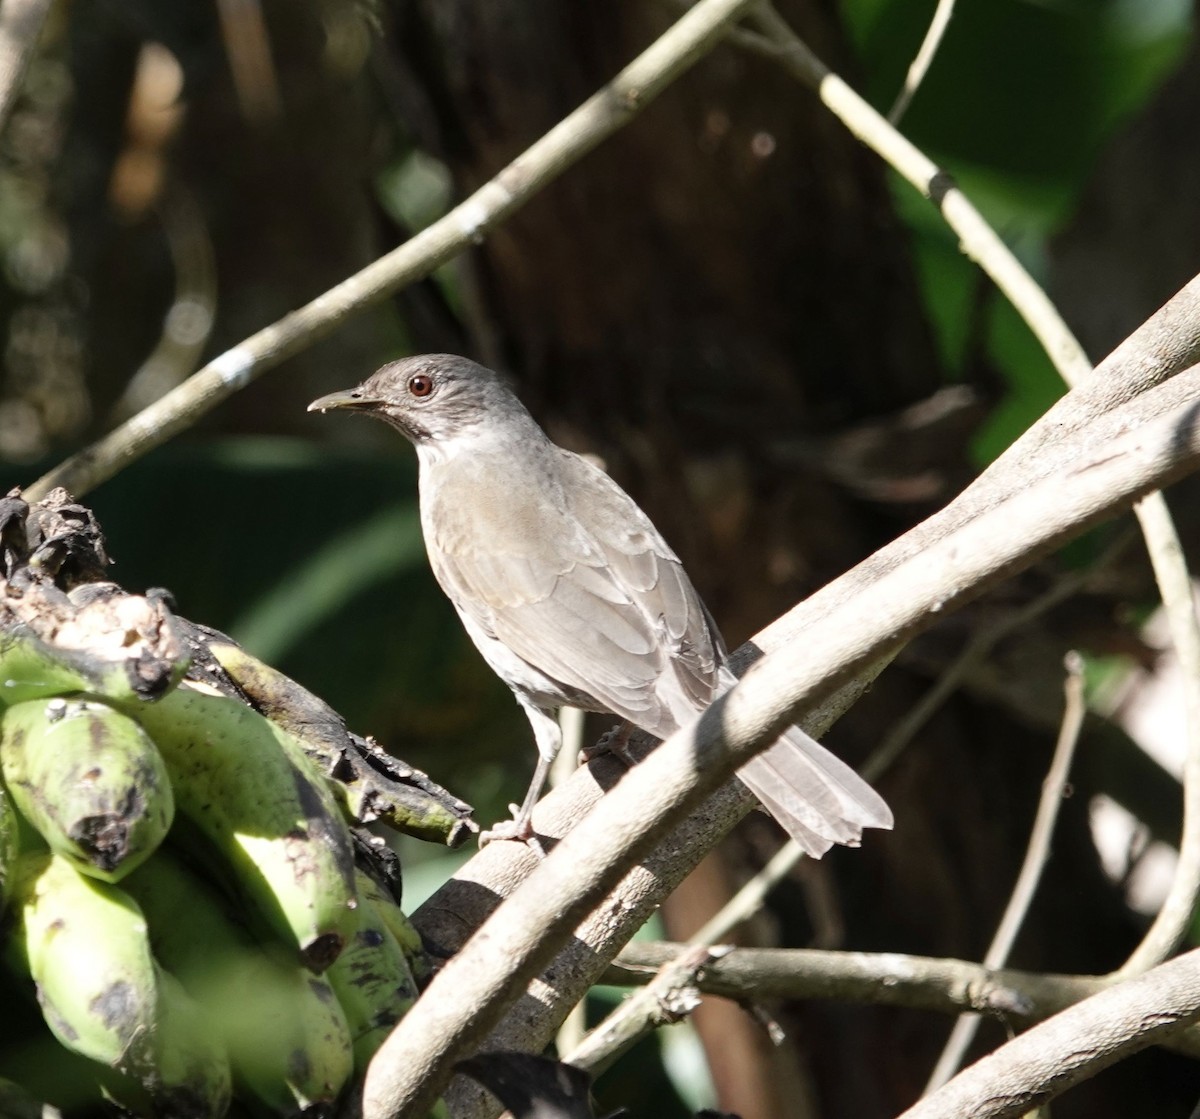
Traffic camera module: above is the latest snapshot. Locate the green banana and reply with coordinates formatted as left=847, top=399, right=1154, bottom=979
left=123, top=684, right=357, bottom=971
left=0, top=626, right=134, bottom=706
left=0, top=616, right=187, bottom=708
left=354, top=867, right=431, bottom=983
left=6, top=852, right=231, bottom=1118
left=0, top=696, right=174, bottom=882
left=124, top=850, right=354, bottom=1112
left=0, top=1075, right=62, bottom=1119
left=0, top=782, right=17, bottom=911
left=206, top=639, right=474, bottom=845
left=327, top=869, right=421, bottom=1073
left=0, top=988, right=123, bottom=1119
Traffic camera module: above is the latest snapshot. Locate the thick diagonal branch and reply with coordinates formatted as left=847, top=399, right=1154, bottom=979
left=367, top=368, right=1200, bottom=1118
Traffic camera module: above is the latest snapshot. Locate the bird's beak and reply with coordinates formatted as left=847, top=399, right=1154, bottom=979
left=307, top=389, right=382, bottom=413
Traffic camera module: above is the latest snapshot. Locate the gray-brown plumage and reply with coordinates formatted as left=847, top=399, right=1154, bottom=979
left=310, top=354, right=892, bottom=854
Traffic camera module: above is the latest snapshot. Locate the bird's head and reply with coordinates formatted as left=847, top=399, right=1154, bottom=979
left=309, top=354, right=528, bottom=448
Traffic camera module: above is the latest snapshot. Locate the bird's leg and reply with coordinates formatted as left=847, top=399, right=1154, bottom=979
left=480, top=699, right=561, bottom=853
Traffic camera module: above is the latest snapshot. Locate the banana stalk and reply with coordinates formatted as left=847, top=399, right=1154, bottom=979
left=207, top=640, right=474, bottom=845
left=0, top=627, right=137, bottom=706
left=0, top=611, right=186, bottom=708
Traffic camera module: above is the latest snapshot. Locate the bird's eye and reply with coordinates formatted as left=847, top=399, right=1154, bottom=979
left=408, top=373, right=434, bottom=398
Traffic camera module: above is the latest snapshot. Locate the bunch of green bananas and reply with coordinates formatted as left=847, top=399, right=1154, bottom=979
left=0, top=566, right=467, bottom=1117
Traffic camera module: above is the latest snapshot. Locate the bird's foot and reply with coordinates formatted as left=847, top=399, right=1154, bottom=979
left=580, top=722, right=636, bottom=768
left=479, top=806, right=547, bottom=859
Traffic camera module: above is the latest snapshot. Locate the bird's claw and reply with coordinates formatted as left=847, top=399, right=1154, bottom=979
left=579, top=722, right=636, bottom=768
left=480, top=806, right=547, bottom=859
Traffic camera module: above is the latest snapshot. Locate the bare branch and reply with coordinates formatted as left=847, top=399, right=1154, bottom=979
left=606, top=941, right=1097, bottom=1020
left=26, top=0, right=761, bottom=502
left=888, top=0, right=958, bottom=125
left=1114, top=495, right=1200, bottom=977
left=603, top=943, right=1200, bottom=1062
left=899, top=949, right=1200, bottom=1119
left=925, top=655, right=1087, bottom=1091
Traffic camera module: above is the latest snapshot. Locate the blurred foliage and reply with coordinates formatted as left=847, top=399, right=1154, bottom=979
left=845, top=0, right=1190, bottom=195
left=844, top=0, right=1192, bottom=463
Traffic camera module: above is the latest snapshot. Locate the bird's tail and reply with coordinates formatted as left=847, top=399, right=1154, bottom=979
left=718, top=671, right=893, bottom=857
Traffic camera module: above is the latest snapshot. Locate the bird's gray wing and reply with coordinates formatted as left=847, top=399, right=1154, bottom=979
left=424, top=448, right=719, bottom=735
left=425, top=446, right=894, bottom=856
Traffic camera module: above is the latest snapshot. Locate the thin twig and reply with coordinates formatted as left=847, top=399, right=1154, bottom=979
left=554, top=705, right=590, bottom=1056
left=552, top=706, right=587, bottom=790
left=26, top=0, right=761, bottom=503
left=861, top=537, right=1131, bottom=785
left=925, top=654, right=1087, bottom=1092
left=565, top=945, right=719, bottom=1077
left=688, top=837, right=805, bottom=946
left=888, top=0, right=957, bottom=125
left=1113, top=497, right=1200, bottom=977
left=563, top=834, right=810, bottom=1078
left=738, top=5, right=1092, bottom=385
left=0, top=0, right=51, bottom=138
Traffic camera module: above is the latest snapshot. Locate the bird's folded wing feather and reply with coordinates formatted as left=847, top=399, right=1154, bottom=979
left=425, top=448, right=720, bottom=734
